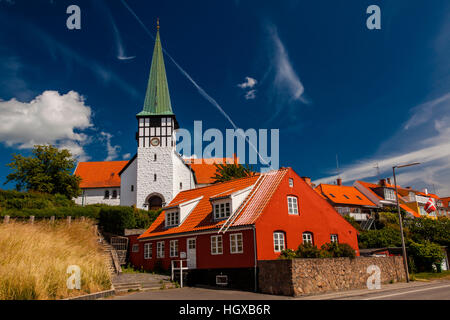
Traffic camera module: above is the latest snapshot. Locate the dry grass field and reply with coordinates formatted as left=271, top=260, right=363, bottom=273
left=0, top=220, right=111, bottom=300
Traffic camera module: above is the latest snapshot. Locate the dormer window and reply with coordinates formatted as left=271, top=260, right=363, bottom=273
left=384, top=188, right=396, bottom=201
left=214, top=201, right=231, bottom=220
left=166, top=211, right=180, bottom=227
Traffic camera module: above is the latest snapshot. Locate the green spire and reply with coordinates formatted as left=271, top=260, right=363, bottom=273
left=137, top=20, right=174, bottom=116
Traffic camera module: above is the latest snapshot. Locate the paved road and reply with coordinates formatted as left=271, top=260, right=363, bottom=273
left=109, top=280, right=450, bottom=300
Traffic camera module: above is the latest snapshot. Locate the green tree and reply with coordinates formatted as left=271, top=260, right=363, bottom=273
left=212, top=163, right=256, bottom=183
left=358, top=226, right=402, bottom=249
left=405, top=217, right=450, bottom=247
left=408, top=240, right=444, bottom=272
left=4, top=145, right=81, bottom=199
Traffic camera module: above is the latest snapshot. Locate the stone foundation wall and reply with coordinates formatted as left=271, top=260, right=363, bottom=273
left=258, top=256, right=405, bottom=296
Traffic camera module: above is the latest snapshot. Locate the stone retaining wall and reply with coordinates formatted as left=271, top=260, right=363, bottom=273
left=258, top=256, right=405, bottom=296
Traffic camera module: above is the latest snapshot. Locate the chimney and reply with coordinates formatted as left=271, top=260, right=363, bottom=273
left=379, top=179, right=386, bottom=186
left=301, top=177, right=312, bottom=187
left=422, top=188, right=428, bottom=195
left=336, top=178, right=342, bottom=186
left=386, top=178, right=391, bottom=185
left=406, top=186, right=412, bottom=190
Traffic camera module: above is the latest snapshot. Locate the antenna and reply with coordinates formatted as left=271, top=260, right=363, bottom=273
left=336, top=154, right=341, bottom=180
left=373, top=163, right=380, bottom=177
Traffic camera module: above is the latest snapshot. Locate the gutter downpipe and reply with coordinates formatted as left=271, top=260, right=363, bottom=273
left=253, top=225, right=257, bottom=293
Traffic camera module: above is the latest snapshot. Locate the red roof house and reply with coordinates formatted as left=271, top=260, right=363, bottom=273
left=74, top=161, right=128, bottom=188
left=314, top=179, right=377, bottom=223
left=129, top=167, right=359, bottom=290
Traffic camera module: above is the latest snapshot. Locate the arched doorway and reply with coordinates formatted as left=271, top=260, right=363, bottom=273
left=145, top=193, right=165, bottom=211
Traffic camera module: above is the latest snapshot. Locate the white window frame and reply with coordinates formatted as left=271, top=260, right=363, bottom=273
left=287, top=196, right=299, bottom=215
left=144, top=243, right=152, bottom=259
left=211, top=235, right=223, bottom=255
left=273, top=232, right=285, bottom=252
left=230, top=233, right=243, bottom=254
left=166, top=211, right=180, bottom=227
left=157, top=241, right=165, bottom=258
left=384, top=188, right=396, bottom=201
left=170, top=240, right=179, bottom=258
left=303, top=232, right=313, bottom=245
left=289, top=178, right=294, bottom=187
left=213, top=201, right=232, bottom=220
left=132, top=244, right=139, bottom=253
left=330, top=234, right=339, bottom=243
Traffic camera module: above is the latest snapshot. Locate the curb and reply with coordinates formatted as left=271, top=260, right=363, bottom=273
left=64, top=285, right=116, bottom=300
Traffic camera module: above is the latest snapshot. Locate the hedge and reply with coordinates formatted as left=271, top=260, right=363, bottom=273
left=0, top=190, right=75, bottom=210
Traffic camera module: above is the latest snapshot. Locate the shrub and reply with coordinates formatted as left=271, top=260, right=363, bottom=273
left=99, top=206, right=136, bottom=235
left=133, top=207, right=161, bottom=229
left=321, top=242, right=356, bottom=259
left=279, top=249, right=296, bottom=260
left=358, top=227, right=402, bottom=249
left=408, top=240, right=444, bottom=273
left=278, top=242, right=356, bottom=259
left=295, top=243, right=325, bottom=258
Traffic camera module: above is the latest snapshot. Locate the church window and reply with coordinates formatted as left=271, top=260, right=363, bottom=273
left=104, top=190, right=110, bottom=199
left=154, top=154, right=157, bottom=161
left=131, top=185, right=134, bottom=192
left=112, top=190, right=118, bottom=199
left=150, top=118, right=161, bottom=127
left=154, top=174, right=157, bottom=182
left=180, top=182, right=182, bottom=190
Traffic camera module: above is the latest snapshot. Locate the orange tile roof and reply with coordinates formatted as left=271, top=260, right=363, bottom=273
left=138, top=169, right=288, bottom=240
left=314, top=184, right=376, bottom=206
left=356, top=180, right=420, bottom=217
left=441, top=197, right=450, bottom=208
left=185, top=157, right=238, bottom=185
left=74, top=161, right=128, bottom=188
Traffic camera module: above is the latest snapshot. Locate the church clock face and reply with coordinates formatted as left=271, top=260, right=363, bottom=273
left=150, top=137, right=160, bottom=147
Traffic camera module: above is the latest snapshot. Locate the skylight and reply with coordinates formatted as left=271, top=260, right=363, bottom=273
left=329, top=193, right=336, bottom=198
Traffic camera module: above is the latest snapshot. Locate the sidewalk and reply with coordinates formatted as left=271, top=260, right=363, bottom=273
left=294, top=279, right=446, bottom=300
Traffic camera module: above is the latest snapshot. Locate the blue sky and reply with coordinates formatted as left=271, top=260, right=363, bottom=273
left=0, top=0, right=449, bottom=195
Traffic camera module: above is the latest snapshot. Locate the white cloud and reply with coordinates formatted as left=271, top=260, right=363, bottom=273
left=269, top=26, right=307, bottom=103
left=314, top=92, right=450, bottom=196
left=100, top=132, right=121, bottom=161
left=238, top=77, right=257, bottom=89
left=0, top=90, right=93, bottom=160
left=244, top=89, right=257, bottom=100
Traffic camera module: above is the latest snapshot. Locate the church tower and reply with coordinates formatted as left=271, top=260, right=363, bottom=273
left=133, top=20, right=194, bottom=210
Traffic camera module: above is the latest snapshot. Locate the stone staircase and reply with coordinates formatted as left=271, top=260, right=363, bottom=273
left=98, top=237, right=122, bottom=275
left=111, top=273, right=176, bottom=293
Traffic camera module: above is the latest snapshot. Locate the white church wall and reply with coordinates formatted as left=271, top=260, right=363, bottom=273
left=136, top=147, right=174, bottom=209
left=172, top=151, right=196, bottom=197
left=74, top=187, right=121, bottom=206
left=120, top=157, right=137, bottom=207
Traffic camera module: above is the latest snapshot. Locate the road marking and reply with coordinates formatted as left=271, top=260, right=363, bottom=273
left=362, top=283, right=450, bottom=300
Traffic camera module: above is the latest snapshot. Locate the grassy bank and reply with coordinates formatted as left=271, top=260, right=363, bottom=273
left=0, top=220, right=111, bottom=300
left=411, top=270, right=450, bottom=281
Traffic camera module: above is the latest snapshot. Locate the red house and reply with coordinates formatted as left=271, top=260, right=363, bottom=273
left=129, top=167, right=359, bottom=290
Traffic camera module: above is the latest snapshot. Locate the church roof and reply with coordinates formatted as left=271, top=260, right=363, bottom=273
left=74, top=161, right=128, bottom=188
left=184, top=157, right=237, bottom=185
left=137, top=22, right=173, bottom=117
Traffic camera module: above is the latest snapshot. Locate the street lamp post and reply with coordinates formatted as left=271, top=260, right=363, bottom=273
left=392, top=162, right=421, bottom=283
